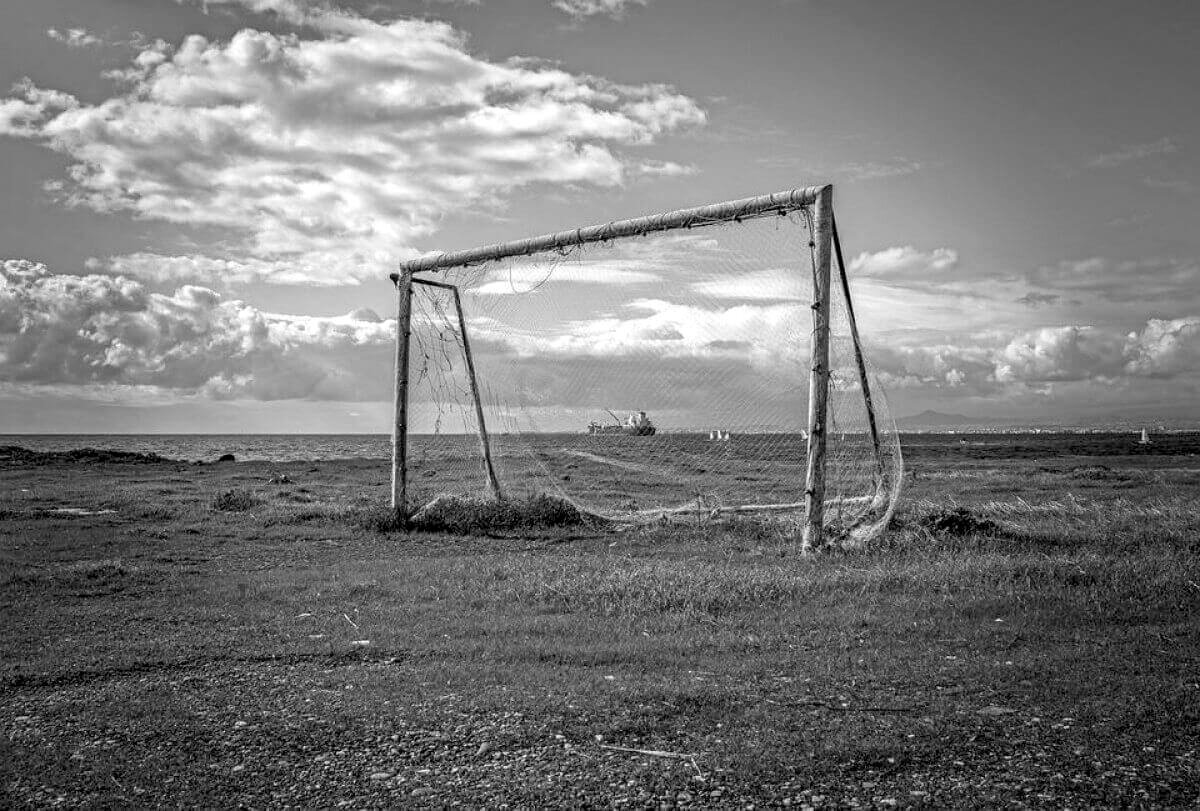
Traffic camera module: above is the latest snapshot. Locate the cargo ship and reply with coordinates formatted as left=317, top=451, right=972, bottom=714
left=587, top=410, right=657, bottom=436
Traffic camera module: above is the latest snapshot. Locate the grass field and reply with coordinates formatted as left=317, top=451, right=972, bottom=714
left=2, top=435, right=1200, bottom=808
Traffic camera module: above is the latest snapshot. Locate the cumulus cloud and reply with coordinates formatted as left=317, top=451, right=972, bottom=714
left=2, top=6, right=703, bottom=286
left=0, top=259, right=394, bottom=400
left=1124, top=317, right=1200, bottom=377
left=870, top=319, right=1200, bottom=392
left=992, top=326, right=1128, bottom=384
left=849, top=246, right=959, bottom=278
left=1087, top=137, right=1178, bottom=169
left=552, top=0, right=648, bottom=20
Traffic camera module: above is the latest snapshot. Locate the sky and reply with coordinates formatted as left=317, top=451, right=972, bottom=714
left=1, top=0, right=1199, bottom=432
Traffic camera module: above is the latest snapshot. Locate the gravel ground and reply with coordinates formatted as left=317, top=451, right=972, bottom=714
left=4, top=654, right=1199, bottom=808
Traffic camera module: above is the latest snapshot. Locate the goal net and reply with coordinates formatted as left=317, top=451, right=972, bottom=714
left=394, top=187, right=903, bottom=548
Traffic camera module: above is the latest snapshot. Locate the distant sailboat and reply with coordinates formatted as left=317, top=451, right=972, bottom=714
left=1139, top=428, right=1152, bottom=445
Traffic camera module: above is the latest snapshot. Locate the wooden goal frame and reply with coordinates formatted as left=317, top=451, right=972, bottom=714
left=387, top=184, right=882, bottom=551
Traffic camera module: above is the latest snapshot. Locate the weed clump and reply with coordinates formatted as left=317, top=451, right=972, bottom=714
left=411, top=493, right=591, bottom=535
left=920, top=506, right=999, bottom=536
left=211, top=488, right=260, bottom=512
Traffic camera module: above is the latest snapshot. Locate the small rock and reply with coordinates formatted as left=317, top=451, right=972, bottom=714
left=477, top=742, right=493, bottom=757
left=978, top=705, right=1017, bottom=716
left=411, top=787, right=435, bottom=797
left=369, top=771, right=393, bottom=781
left=217, top=453, right=236, bottom=462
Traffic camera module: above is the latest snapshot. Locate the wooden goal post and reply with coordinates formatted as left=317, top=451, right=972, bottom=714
left=387, top=184, right=883, bottom=550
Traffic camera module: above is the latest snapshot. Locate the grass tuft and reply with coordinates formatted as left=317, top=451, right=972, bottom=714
left=210, top=488, right=260, bottom=512
left=917, top=505, right=999, bottom=536
left=411, top=493, right=593, bottom=534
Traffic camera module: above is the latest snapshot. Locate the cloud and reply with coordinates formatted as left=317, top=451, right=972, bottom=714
left=1016, top=292, right=1060, bottom=307
left=47, top=28, right=104, bottom=48
left=689, top=268, right=804, bottom=301
left=849, top=246, right=959, bottom=278
left=469, top=261, right=664, bottom=295
left=2, top=7, right=704, bottom=286
left=1, top=259, right=394, bottom=400
left=1027, top=256, right=1200, bottom=303
left=837, top=159, right=923, bottom=181
left=634, top=159, right=697, bottom=177
left=459, top=231, right=724, bottom=295
left=95, top=253, right=348, bottom=289
left=1087, top=137, right=1178, bottom=169
left=869, top=319, right=1200, bottom=393
left=551, top=0, right=648, bottom=19
left=470, top=297, right=804, bottom=367
left=753, top=156, right=924, bottom=182
left=1143, top=177, right=1196, bottom=194
left=992, top=326, right=1128, bottom=384
left=1124, top=317, right=1200, bottom=378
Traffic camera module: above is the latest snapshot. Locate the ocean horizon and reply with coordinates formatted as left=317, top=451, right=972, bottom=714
left=2, top=429, right=1191, bottom=464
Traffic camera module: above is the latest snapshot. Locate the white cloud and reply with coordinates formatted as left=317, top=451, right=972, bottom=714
left=96, top=253, right=349, bottom=288
left=47, top=28, right=103, bottom=48
left=849, top=246, right=959, bottom=278
left=552, top=0, right=648, bottom=20
left=993, top=326, right=1127, bottom=384
left=1087, top=137, right=1178, bottom=169
left=634, top=159, right=698, bottom=177
left=472, top=297, right=804, bottom=368
left=469, top=261, right=664, bottom=295
left=3, top=7, right=704, bottom=286
left=1, top=259, right=394, bottom=400
left=689, top=268, right=803, bottom=301
left=1124, top=317, right=1200, bottom=377
left=871, top=319, right=1200, bottom=392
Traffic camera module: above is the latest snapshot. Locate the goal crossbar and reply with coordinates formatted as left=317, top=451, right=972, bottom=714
left=391, top=185, right=825, bottom=278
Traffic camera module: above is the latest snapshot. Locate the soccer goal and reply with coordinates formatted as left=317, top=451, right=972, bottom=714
left=387, top=185, right=903, bottom=550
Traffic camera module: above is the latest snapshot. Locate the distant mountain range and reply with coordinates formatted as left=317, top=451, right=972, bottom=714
left=897, top=410, right=1007, bottom=428
left=895, top=409, right=1197, bottom=431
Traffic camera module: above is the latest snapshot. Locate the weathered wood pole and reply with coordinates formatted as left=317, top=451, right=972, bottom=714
left=802, top=184, right=834, bottom=553
left=391, top=270, right=414, bottom=525
left=451, top=286, right=503, bottom=500
left=831, top=211, right=886, bottom=492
